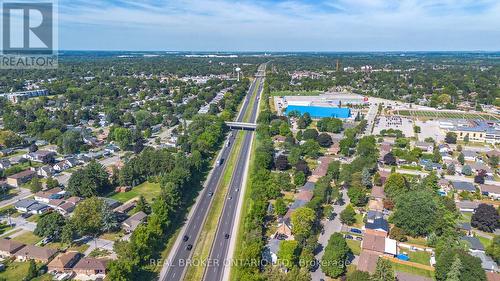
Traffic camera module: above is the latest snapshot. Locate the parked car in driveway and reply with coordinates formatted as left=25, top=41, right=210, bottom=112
left=350, top=228, right=362, bottom=234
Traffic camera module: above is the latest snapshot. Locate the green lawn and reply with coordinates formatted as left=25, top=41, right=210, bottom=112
left=346, top=239, right=361, bottom=255
left=110, top=181, right=161, bottom=203
left=408, top=251, right=431, bottom=265
left=406, top=236, right=428, bottom=247
left=12, top=231, right=42, bottom=245
left=391, top=261, right=434, bottom=279
left=0, top=261, right=30, bottom=280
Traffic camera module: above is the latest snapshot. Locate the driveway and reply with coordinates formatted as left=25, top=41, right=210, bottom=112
left=84, top=237, right=116, bottom=258
left=311, top=189, right=350, bottom=281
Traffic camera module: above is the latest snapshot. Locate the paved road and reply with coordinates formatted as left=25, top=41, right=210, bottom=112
left=203, top=64, right=266, bottom=281
left=0, top=187, right=31, bottom=209
left=311, top=189, right=349, bottom=281
left=159, top=65, right=265, bottom=281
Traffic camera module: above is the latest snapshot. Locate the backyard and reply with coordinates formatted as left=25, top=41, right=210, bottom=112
left=110, top=181, right=161, bottom=203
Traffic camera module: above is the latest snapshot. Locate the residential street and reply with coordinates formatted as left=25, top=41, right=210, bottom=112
left=311, top=188, right=350, bottom=281
left=0, top=188, right=31, bottom=209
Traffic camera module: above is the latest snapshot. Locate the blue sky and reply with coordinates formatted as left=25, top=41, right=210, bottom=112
left=55, top=0, right=500, bottom=51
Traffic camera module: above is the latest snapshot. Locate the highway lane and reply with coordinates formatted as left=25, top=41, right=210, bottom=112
left=159, top=66, right=263, bottom=281
left=203, top=65, right=266, bottom=281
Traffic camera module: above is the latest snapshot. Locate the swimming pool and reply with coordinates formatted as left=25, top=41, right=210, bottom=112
left=285, top=105, right=351, bottom=119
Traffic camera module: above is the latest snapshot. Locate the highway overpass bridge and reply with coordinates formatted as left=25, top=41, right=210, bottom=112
left=225, top=121, right=257, bottom=131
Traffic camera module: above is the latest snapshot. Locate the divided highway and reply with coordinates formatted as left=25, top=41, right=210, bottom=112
left=203, top=65, right=265, bottom=281
left=159, top=64, right=265, bottom=281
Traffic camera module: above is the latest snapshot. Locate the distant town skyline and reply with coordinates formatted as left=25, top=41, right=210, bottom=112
left=56, top=0, right=500, bottom=51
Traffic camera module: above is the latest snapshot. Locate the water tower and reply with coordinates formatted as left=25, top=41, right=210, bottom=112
left=235, top=67, right=241, bottom=81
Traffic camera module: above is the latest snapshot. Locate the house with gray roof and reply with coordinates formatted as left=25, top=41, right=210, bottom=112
left=451, top=181, right=476, bottom=192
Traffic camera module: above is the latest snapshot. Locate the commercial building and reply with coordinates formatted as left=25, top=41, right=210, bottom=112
left=440, top=120, right=500, bottom=144
left=0, top=89, right=49, bottom=103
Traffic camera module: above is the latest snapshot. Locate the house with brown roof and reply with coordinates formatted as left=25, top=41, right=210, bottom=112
left=73, top=258, right=108, bottom=277
left=481, top=184, right=500, bottom=200
left=0, top=238, right=25, bottom=258
left=14, top=245, right=57, bottom=263
left=47, top=251, right=81, bottom=272
left=7, top=169, right=36, bottom=188
left=357, top=250, right=380, bottom=273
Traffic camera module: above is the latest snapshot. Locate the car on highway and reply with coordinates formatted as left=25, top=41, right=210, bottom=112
left=228, top=196, right=232, bottom=200
left=183, top=235, right=189, bottom=242
left=216, top=159, right=224, bottom=166
left=226, top=141, right=230, bottom=147
left=224, top=233, right=230, bottom=239
left=208, top=191, right=214, bottom=197
left=186, top=244, right=193, bottom=251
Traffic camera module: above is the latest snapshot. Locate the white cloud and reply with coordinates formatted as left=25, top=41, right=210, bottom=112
left=57, top=0, right=500, bottom=51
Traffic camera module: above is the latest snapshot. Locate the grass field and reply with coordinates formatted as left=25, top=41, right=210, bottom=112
left=270, top=90, right=322, bottom=97
left=184, top=131, right=244, bottom=281
left=346, top=239, right=361, bottom=255
left=391, top=261, right=434, bottom=278
left=12, top=231, right=42, bottom=245
left=110, top=181, right=161, bottom=203
left=408, top=251, right=431, bottom=265
left=397, top=110, right=499, bottom=121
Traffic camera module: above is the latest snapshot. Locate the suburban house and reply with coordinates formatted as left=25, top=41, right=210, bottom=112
left=263, top=238, right=281, bottom=265
left=469, top=162, right=494, bottom=176
left=7, top=169, right=36, bottom=188
left=0, top=238, right=25, bottom=258
left=24, top=150, right=56, bottom=163
left=122, top=211, right=148, bottom=233
left=14, top=199, right=50, bottom=214
left=47, top=252, right=82, bottom=273
left=462, top=150, right=479, bottom=162
left=34, top=188, right=64, bottom=203
left=414, top=141, right=433, bottom=153
left=461, top=236, right=499, bottom=272
left=357, top=250, right=380, bottom=273
left=275, top=219, right=293, bottom=240
left=0, top=159, right=11, bottom=169
left=481, top=184, right=500, bottom=200
left=358, top=233, right=398, bottom=274
left=456, top=201, right=479, bottom=213
left=364, top=218, right=389, bottom=236
left=451, top=181, right=476, bottom=193
left=37, top=165, right=55, bottom=178
left=73, top=258, right=108, bottom=277
left=15, top=244, right=57, bottom=263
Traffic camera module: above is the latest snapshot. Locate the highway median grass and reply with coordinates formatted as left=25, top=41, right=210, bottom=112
left=184, top=131, right=244, bottom=281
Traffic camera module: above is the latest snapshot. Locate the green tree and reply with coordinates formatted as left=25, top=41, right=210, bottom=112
left=277, top=240, right=299, bottom=268
left=67, top=160, right=110, bottom=197
left=27, top=177, right=42, bottom=193
left=392, top=190, right=438, bottom=237
left=317, top=133, right=333, bottom=147
left=24, top=259, right=38, bottom=281
left=291, top=207, right=316, bottom=239
left=347, top=270, right=371, bottom=281
left=372, top=258, right=395, bottom=281
left=294, top=171, right=306, bottom=186
left=274, top=198, right=287, bottom=217
left=45, top=177, right=59, bottom=189
left=301, top=139, right=321, bottom=158
left=321, top=233, right=350, bottom=278
left=72, top=197, right=107, bottom=236
left=384, top=173, right=408, bottom=199
left=446, top=256, right=462, bottom=281
left=458, top=153, right=465, bottom=165
left=486, top=235, right=500, bottom=264
left=435, top=248, right=486, bottom=281
left=34, top=212, right=66, bottom=241
left=340, top=204, right=356, bottom=225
